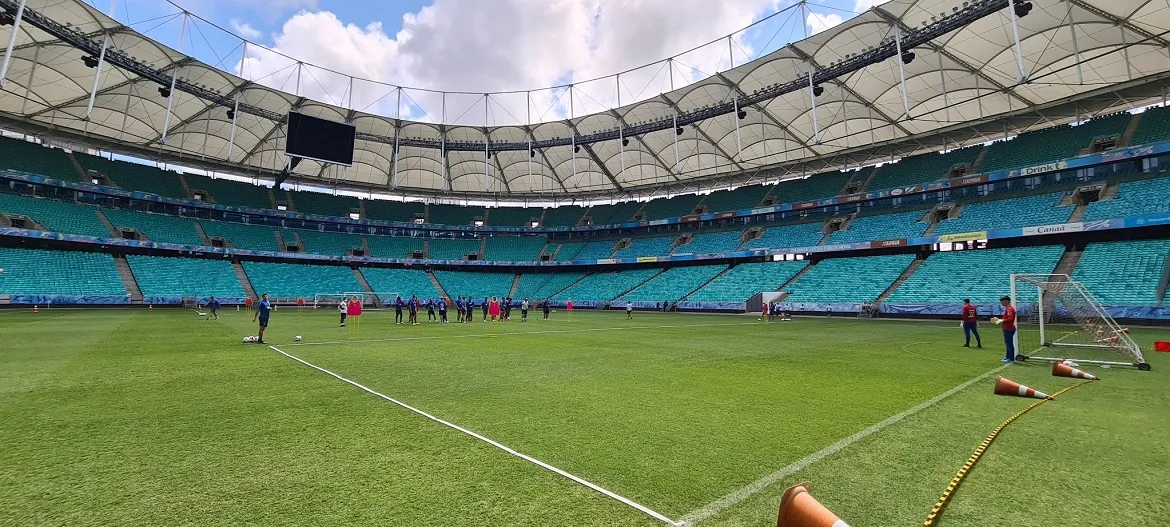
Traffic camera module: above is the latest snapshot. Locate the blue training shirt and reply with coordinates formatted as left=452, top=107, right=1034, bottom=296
left=258, top=300, right=271, bottom=318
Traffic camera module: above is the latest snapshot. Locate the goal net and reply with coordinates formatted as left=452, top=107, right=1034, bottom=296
left=311, top=292, right=401, bottom=309
left=1011, top=274, right=1148, bottom=369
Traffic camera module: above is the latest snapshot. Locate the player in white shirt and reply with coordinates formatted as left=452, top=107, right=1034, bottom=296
left=626, top=301, right=634, bottom=320
left=339, top=300, right=347, bottom=328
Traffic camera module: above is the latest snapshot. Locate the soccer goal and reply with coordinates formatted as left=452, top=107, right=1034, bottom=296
left=1010, top=273, right=1149, bottom=370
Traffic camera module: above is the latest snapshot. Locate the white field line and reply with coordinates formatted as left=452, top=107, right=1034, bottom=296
left=268, top=345, right=684, bottom=527
left=678, top=363, right=1011, bottom=525
left=286, top=321, right=760, bottom=346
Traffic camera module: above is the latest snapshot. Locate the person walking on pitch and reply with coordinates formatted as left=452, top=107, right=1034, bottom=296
left=252, top=293, right=271, bottom=344
left=206, top=296, right=220, bottom=320
left=996, top=296, right=1017, bottom=363
left=961, top=298, right=981, bottom=348
left=339, top=299, right=347, bottom=328
left=626, top=301, right=634, bottom=320
left=520, top=298, right=529, bottom=322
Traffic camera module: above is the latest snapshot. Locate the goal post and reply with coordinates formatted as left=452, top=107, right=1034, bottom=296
left=1010, top=273, right=1149, bottom=370
left=312, top=292, right=401, bottom=309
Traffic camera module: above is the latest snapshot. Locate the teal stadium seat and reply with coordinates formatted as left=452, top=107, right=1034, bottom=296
left=561, top=240, right=615, bottom=261
left=0, top=193, right=109, bottom=237
left=613, top=235, right=678, bottom=258
left=429, top=204, right=483, bottom=225
left=785, top=254, right=916, bottom=304
left=199, top=220, right=279, bottom=251
left=540, top=205, right=587, bottom=227
left=1082, top=177, right=1170, bottom=222
left=514, top=272, right=587, bottom=300
left=934, top=193, right=1073, bottom=235
left=618, top=264, right=727, bottom=302
left=585, top=201, right=642, bottom=225
left=886, top=245, right=1065, bottom=305
left=433, top=270, right=516, bottom=300
left=243, top=262, right=361, bottom=300
left=295, top=229, right=364, bottom=256
left=366, top=235, right=424, bottom=258
left=674, top=230, right=745, bottom=254
left=428, top=238, right=482, bottom=260
left=0, top=136, right=83, bottom=181
left=102, top=209, right=204, bottom=245
left=487, top=207, right=541, bottom=226
left=127, top=255, right=245, bottom=300
left=74, top=153, right=188, bottom=199
left=978, top=114, right=1131, bottom=173
left=770, top=170, right=853, bottom=203
left=1131, top=105, right=1170, bottom=147
left=866, top=145, right=983, bottom=190
left=553, top=268, right=661, bottom=302
left=359, top=267, right=439, bottom=299
left=288, top=190, right=359, bottom=217
left=185, top=175, right=273, bottom=209
left=639, top=194, right=702, bottom=220
left=1072, top=240, right=1170, bottom=306
left=0, top=248, right=125, bottom=296
left=699, top=185, right=771, bottom=213
left=687, top=261, right=809, bottom=302
left=828, top=209, right=930, bottom=245
left=483, top=236, right=547, bottom=261
left=746, top=222, right=826, bottom=250
left=364, top=199, right=425, bottom=222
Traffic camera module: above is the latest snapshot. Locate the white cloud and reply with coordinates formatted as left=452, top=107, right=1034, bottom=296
left=806, top=12, right=843, bottom=34
left=853, top=0, right=880, bottom=13
left=230, top=19, right=262, bottom=41
left=235, top=0, right=774, bottom=125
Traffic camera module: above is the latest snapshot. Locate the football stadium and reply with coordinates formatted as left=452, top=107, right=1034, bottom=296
left=2, top=0, right=1169, bottom=525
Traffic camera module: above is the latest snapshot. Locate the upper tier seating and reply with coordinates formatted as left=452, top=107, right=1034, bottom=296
left=287, top=190, right=359, bottom=217
left=541, top=205, right=587, bottom=227
left=127, top=255, right=245, bottom=300
left=243, top=262, right=361, bottom=299
left=0, top=248, right=125, bottom=296
left=200, top=220, right=278, bottom=251
left=866, top=145, right=983, bottom=190
left=483, top=236, right=546, bottom=261
left=686, top=260, right=809, bottom=302
left=1131, top=105, right=1170, bottom=147
left=366, top=235, right=424, bottom=258
left=613, top=235, right=677, bottom=259
left=1082, top=177, right=1170, bottom=221
left=74, top=153, right=189, bottom=199
left=639, top=194, right=702, bottom=220
left=433, top=271, right=516, bottom=300
left=675, top=230, right=745, bottom=254
left=745, top=221, right=826, bottom=250
left=586, top=201, right=643, bottom=225
left=364, top=199, right=425, bottom=222
left=184, top=175, right=273, bottom=210
left=487, top=207, right=541, bottom=227
left=429, top=204, right=483, bottom=226
left=0, top=136, right=82, bottom=181
left=700, top=185, right=771, bottom=213
left=102, top=209, right=203, bottom=245
left=0, top=193, right=109, bottom=237
left=618, top=264, right=727, bottom=302
left=279, top=229, right=301, bottom=249
left=561, top=240, right=616, bottom=261
left=934, top=193, right=1073, bottom=235
left=295, top=229, right=364, bottom=256
left=1072, top=240, right=1170, bottom=305
left=553, top=268, right=661, bottom=301
left=979, top=113, right=1131, bottom=173
left=770, top=171, right=853, bottom=203
left=428, top=238, right=482, bottom=260
left=514, top=272, right=587, bottom=300
left=828, top=209, right=930, bottom=245
left=886, top=245, right=1065, bottom=305
left=785, top=254, right=916, bottom=304
left=359, top=267, right=439, bottom=299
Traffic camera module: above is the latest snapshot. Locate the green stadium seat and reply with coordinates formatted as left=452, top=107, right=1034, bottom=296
left=487, top=207, right=542, bottom=226
left=979, top=113, right=1131, bottom=174
left=770, top=170, right=853, bottom=204
left=73, top=153, right=188, bottom=199
left=886, top=246, right=1065, bottom=305
left=934, top=193, right=1073, bottom=235
left=287, top=190, right=360, bottom=217
left=359, top=267, right=440, bottom=300
left=699, top=185, right=771, bottom=213
left=613, top=235, right=677, bottom=258
left=514, top=272, right=587, bottom=300
left=687, top=261, right=809, bottom=302
left=0, top=248, right=125, bottom=296
left=483, top=236, right=547, bottom=261
left=675, top=230, right=745, bottom=254
left=127, top=255, right=245, bottom=300
left=199, top=220, right=279, bottom=251
left=102, top=209, right=204, bottom=245
left=432, top=270, right=516, bottom=300
left=0, top=136, right=83, bottom=181
left=745, top=222, right=826, bottom=250
left=559, top=240, right=616, bottom=261
left=585, top=202, right=642, bottom=225
left=866, top=145, right=983, bottom=190
left=638, top=194, right=702, bottom=220
left=553, top=268, right=661, bottom=301
left=429, top=204, right=484, bottom=226
left=1082, top=177, right=1170, bottom=221
left=1072, top=240, right=1170, bottom=306
left=828, top=210, right=930, bottom=245
left=184, top=175, right=273, bottom=209
left=1131, top=105, right=1170, bottom=147
left=243, top=261, right=362, bottom=300
left=367, top=235, right=424, bottom=258
left=618, top=264, right=727, bottom=302
left=428, top=238, right=482, bottom=260
left=0, top=193, right=109, bottom=237
left=540, top=205, right=587, bottom=227
left=295, top=229, right=364, bottom=256
left=786, top=254, right=916, bottom=304
left=364, top=199, right=426, bottom=222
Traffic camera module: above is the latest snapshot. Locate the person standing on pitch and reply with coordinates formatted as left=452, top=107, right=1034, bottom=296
left=426, top=298, right=436, bottom=322
left=542, top=299, right=550, bottom=320
left=408, top=295, right=420, bottom=325
left=961, top=298, right=981, bottom=348
left=207, top=296, right=220, bottom=320
left=252, top=293, right=271, bottom=344
left=438, top=297, right=448, bottom=323
left=520, top=297, right=529, bottom=322
left=339, top=298, right=347, bottom=328
left=998, top=296, right=1017, bottom=363
left=481, top=297, right=489, bottom=322
left=626, top=301, right=634, bottom=320
left=394, top=296, right=404, bottom=325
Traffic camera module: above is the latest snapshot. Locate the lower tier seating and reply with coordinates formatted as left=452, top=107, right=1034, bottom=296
left=686, top=261, right=809, bottom=302
left=785, top=254, right=916, bottom=304
left=127, top=255, right=244, bottom=300
left=1072, top=240, right=1170, bottom=305
left=745, top=222, right=826, bottom=250
left=553, top=268, right=661, bottom=301
left=102, top=209, right=204, bottom=245
left=934, top=193, right=1073, bottom=235
left=432, top=271, right=516, bottom=301
left=243, top=262, right=361, bottom=300
left=514, top=272, right=587, bottom=300
left=1082, top=177, right=1170, bottom=222
left=0, top=248, right=125, bottom=296
left=618, top=265, right=727, bottom=302
left=0, top=193, right=110, bottom=237
left=886, top=245, right=1065, bottom=305
left=358, top=267, right=439, bottom=299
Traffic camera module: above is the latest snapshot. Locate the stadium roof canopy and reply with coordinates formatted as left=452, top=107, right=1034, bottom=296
left=1, top=0, right=1169, bottom=202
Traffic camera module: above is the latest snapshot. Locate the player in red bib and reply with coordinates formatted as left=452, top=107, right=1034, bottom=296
left=961, top=298, right=981, bottom=348
left=999, top=296, right=1017, bottom=362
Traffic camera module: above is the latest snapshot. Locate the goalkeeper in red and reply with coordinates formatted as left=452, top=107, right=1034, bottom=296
left=998, top=296, right=1017, bottom=363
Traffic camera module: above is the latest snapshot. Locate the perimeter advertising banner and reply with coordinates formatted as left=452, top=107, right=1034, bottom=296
left=937, top=231, right=988, bottom=243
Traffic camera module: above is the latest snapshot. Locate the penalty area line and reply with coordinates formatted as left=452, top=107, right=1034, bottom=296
left=286, top=321, right=760, bottom=346
left=678, top=363, right=1011, bottom=525
left=268, top=345, right=684, bottom=527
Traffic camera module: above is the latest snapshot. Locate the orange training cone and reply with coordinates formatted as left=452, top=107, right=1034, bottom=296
left=33, top=305, right=38, bottom=313
left=993, top=377, right=1051, bottom=400
left=1052, top=362, right=1099, bottom=380
left=777, top=483, right=850, bottom=527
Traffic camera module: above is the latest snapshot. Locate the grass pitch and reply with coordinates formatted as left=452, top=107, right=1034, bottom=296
left=1, top=308, right=1167, bottom=526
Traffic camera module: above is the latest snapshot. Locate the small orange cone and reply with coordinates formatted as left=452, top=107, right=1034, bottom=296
left=993, top=377, right=1051, bottom=400
left=33, top=305, right=38, bottom=313
left=777, top=482, right=850, bottom=527
left=1052, top=362, right=1099, bottom=380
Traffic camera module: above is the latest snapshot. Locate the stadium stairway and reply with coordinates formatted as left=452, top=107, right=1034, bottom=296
left=1118, top=112, right=1144, bottom=148
left=509, top=274, right=521, bottom=298
left=289, top=231, right=305, bottom=251
left=423, top=239, right=430, bottom=258
left=113, top=255, right=144, bottom=304
left=353, top=268, right=379, bottom=304
left=273, top=230, right=286, bottom=250
left=95, top=210, right=119, bottom=237
left=426, top=270, right=450, bottom=299
left=612, top=268, right=666, bottom=302
left=857, top=166, right=881, bottom=193
left=1053, top=248, right=1084, bottom=277
left=193, top=222, right=212, bottom=245
left=874, top=258, right=925, bottom=307
left=969, top=145, right=990, bottom=173
left=178, top=172, right=194, bottom=199
left=777, top=263, right=815, bottom=293
left=64, top=151, right=88, bottom=181
left=233, top=262, right=258, bottom=300
left=361, top=237, right=371, bottom=256
left=265, top=188, right=278, bottom=209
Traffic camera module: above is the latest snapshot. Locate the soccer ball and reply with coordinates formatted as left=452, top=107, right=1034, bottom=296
left=295, top=336, right=303, bottom=342
left=242, top=336, right=258, bottom=343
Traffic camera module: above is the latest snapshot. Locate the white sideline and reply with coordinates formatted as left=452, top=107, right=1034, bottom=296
left=268, top=345, right=684, bottom=527
left=286, top=321, right=759, bottom=346
left=677, top=363, right=1010, bottom=525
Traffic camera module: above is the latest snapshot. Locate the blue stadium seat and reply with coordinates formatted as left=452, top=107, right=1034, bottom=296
left=1082, top=177, right=1170, bottom=221
left=785, top=254, right=916, bottom=304
left=686, top=261, right=809, bottom=302
left=618, top=265, right=727, bottom=302
left=934, top=193, right=1073, bottom=235
left=1072, top=240, right=1170, bottom=305
left=0, top=248, right=125, bottom=296
left=886, top=246, right=1065, bottom=305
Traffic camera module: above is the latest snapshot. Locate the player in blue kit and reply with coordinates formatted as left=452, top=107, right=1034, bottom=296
left=252, top=293, right=271, bottom=344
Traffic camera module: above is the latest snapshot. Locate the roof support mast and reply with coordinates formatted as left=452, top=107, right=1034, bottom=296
left=227, top=42, right=245, bottom=158
left=894, top=24, right=911, bottom=119
left=0, top=0, right=27, bottom=89
left=729, top=36, right=741, bottom=157
left=617, top=74, right=625, bottom=178
left=160, top=12, right=188, bottom=145
left=669, top=58, right=679, bottom=175
left=484, top=93, right=491, bottom=194
left=570, top=84, right=576, bottom=181
left=1066, top=0, right=1084, bottom=84
left=802, top=1, right=819, bottom=144
left=1008, top=0, right=1028, bottom=83
left=391, top=87, right=401, bottom=189
left=84, top=34, right=110, bottom=119
left=526, top=91, right=532, bottom=185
